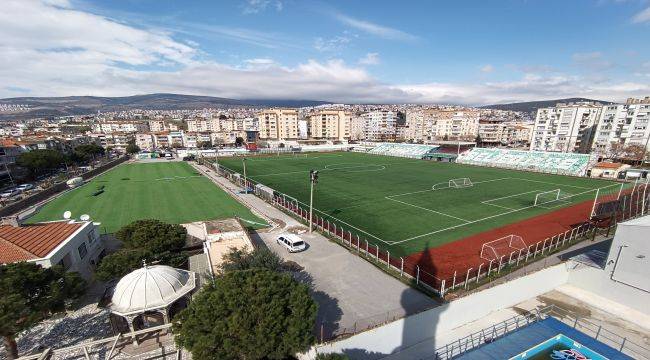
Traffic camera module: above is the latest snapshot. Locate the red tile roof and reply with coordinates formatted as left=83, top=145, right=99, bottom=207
left=594, top=162, right=624, bottom=169
left=0, top=221, right=84, bottom=264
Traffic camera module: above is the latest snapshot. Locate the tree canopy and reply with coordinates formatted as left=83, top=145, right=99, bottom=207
left=95, top=219, right=187, bottom=281
left=74, top=144, right=105, bottom=160
left=16, top=149, right=65, bottom=175
left=220, top=247, right=285, bottom=273
left=0, top=263, right=85, bottom=359
left=174, top=269, right=317, bottom=360
left=125, top=142, right=140, bottom=154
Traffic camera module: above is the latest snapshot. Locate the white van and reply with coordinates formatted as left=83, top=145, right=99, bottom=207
left=276, top=234, right=306, bottom=253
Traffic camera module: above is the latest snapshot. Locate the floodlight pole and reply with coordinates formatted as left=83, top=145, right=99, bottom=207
left=309, top=169, right=318, bottom=233
left=242, top=158, right=248, bottom=193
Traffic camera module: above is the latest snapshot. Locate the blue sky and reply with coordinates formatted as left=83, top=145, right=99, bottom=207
left=1, top=0, right=649, bottom=104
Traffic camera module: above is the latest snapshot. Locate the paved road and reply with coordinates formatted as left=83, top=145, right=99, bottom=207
left=193, top=163, right=437, bottom=340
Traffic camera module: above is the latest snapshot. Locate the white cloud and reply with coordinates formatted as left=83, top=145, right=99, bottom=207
left=358, top=53, right=380, bottom=65
left=480, top=64, right=494, bottom=73
left=572, top=52, right=614, bottom=70
left=334, top=13, right=417, bottom=41
left=632, top=7, right=650, bottom=23
left=242, top=0, right=283, bottom=15
left=1, top=1, right=649, bottom=105
left=313, top=35, right=351, bottom=52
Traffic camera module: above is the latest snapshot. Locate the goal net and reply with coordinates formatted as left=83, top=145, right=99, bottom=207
left=534, top=189, right=561, bottom=206
left=480, top=234, right=526, bottom=262
left=449, top=178, right=473, bottom=188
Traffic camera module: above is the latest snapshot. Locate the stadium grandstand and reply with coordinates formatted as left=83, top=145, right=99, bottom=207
left=457, top=148, right=593, bottom=176
left=367, top=143, right=440, bottom=159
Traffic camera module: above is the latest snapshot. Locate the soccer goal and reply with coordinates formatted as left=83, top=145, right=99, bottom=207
left=480, top=234, right=526, bottom=262
left=449, top=178, right=473, bottom=188
left=534, top=189, right=561, bottom=206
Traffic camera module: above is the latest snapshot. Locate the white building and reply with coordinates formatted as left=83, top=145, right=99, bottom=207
left=135, top=133, right=154, bottom=150
left=361, top=110, right=398, bottom=141
left=591, top=97, right=650, bottom=155
left=478, top=121, right=533, bottom=147
left=186, top=118, right=220, bottom=132
left=404, top=109, right=479, bottom=142
left=92, top=121, right=148, bottom=134
left=530, top=102, right=602, bottom=153
left=0, top=218, right=104, bottom=279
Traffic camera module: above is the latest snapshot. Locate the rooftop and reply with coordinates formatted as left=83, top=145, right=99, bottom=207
left=0, top=220, right=85, bottom=263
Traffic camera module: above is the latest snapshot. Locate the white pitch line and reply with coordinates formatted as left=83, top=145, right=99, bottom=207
left=385, top=197, right=472, bottom=223
left=386, top=177, right=512, bottom=198
left=512, top=177, right=592, bottom=190
left=482, top=189, right=542, bottom=203
left=390, top=184, right=615, bottom=245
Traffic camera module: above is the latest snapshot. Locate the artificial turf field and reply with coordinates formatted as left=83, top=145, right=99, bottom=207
left=218, top=152, right=622, bottom=257
left=27, top=161, right=266, bottom=233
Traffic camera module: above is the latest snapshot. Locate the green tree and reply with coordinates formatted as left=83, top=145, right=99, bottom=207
left=16, top=149, right=65, bottom=175
left=0, top=263, right=86, bottom=359
left=174, top=269, right=317, bottom=360
left=96, top=219, right=187, bottom=281
left=235, top=137, right=245, bottom=147
left=74, top=144, right=105, bottom=161
left=220, top=247, right=285, bottom=273
left=125, top=142, right=140, bottom=154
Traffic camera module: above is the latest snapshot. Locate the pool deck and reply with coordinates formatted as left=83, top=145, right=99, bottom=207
left=457, top=317, right=633, bottom=359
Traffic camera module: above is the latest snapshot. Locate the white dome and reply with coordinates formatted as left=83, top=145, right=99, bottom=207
left=110, top=265, right=196, bottom=316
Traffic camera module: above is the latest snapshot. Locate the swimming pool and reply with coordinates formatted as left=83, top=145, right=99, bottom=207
left=511, top=334, right=608, bottom=360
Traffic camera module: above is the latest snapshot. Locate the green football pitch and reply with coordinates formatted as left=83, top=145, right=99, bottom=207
left=27, top=161, right=266, bottom=233
left=218, top=152, right=621, bottom=257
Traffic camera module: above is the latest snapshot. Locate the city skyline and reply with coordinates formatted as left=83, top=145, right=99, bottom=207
left=1, top=0, right=649, bottom=104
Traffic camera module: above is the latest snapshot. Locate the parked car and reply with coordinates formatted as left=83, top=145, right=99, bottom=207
left=16, top=183, right=34, bottom=192
left=276, top=234, right=306, bottom=253
left=1, top=188, right=21, bottom=198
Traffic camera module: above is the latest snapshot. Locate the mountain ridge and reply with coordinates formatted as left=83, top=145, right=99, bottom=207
left=480, top=98, right=615, bottom=113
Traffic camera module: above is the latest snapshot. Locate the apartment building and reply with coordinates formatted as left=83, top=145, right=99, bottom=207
left=187, top=118, right=220, bottom=132
left=404, top=109, right=479, bottom=142
left=478, top=121, right=533, bottom=147
left=135, top=133, right=154, bottom=150
left=358, top=110, right=398, bottom=141
left=308, top=110, right=351, bottom=141
left=592, top=97, right=650, bottom=155
left=350, top=116, right=366, bottom=140
left=148, top=120, right=168, bottom=132
left=530, top=102, right=602, bottom=153
left=89, top=133, right=133, bottom=152
left=258, top=109, right=299, bottom=140
left=91, top=121, right=148, bottom=134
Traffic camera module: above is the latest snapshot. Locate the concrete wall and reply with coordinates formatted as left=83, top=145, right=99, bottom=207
left=605, top=218, right=650, bottom=293
left=311, top=264, right=569, bottom=358
left=567, top=263, right=650, bottom=315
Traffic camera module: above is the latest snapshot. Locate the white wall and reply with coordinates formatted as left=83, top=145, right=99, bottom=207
left=310, top=264, right=569, bottom=358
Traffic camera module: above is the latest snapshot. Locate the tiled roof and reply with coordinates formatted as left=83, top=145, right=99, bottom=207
left=0, top=221, right=84, bottom=264
left=594, top=162, right=624, bottom=169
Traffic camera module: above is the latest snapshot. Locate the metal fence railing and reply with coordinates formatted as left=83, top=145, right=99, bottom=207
left=203, top=158, right=650, bottom=300
left=433, top=304, right=650, bottom=360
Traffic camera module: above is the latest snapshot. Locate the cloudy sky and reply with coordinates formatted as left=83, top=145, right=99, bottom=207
left=1, top=0, right=649, bottom=105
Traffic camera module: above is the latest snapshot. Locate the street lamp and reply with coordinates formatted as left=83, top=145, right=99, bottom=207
left=242, top=158, right=248, bottom=193
left=309, top=169, right=319, bottom=233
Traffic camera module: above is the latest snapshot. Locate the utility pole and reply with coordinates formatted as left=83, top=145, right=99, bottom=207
left=242, top=158, right=248, bottom=193
left=309, top=169, right=319, bottom=233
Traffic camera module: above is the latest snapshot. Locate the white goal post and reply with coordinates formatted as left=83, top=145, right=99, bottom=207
left=480, top=234, right=526, bottom=262
left=449, top=178, right=473, bottom=188
left=534, top=189, right=561, bottom=206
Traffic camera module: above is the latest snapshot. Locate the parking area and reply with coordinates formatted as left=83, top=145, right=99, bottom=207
left=194, top=163, right=438, bottom=340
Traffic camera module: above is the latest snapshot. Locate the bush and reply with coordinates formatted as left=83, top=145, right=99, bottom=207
left=174, top=269, right=317, bottom=360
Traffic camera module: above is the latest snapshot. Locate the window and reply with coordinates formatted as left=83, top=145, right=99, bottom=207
left=78, top=243, right=88, bottom=259
left=87, top=229, right=96, bottom=244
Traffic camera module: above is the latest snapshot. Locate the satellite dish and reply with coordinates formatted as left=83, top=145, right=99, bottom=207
left=63, top=211, right=72, bottom=219
left=80, top=214, right=90, bottom=221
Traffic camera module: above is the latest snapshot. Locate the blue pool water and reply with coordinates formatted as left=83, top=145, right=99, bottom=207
left=510, top=334, right=608, bottom=360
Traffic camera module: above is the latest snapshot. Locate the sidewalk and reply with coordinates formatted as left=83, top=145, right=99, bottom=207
left=193, top=163, right=437, bottom=339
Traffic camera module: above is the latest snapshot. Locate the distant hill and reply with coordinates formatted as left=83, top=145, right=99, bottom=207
left=0, top=93, right=330, bottom=120
left=481, top=98, right=615, bottom=113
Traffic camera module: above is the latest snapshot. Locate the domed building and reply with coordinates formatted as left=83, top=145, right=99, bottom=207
left=107, top=264, right=197, bottom=339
